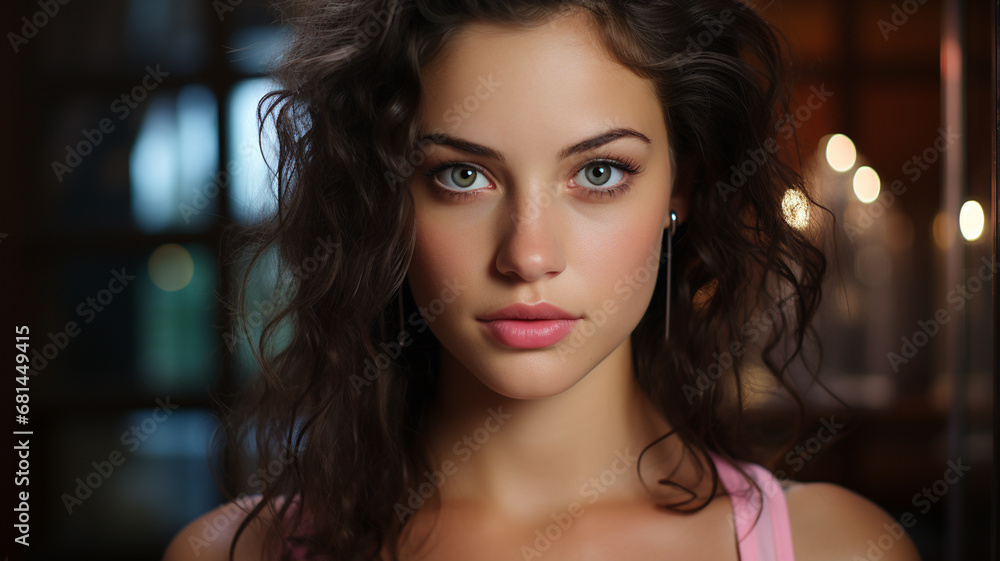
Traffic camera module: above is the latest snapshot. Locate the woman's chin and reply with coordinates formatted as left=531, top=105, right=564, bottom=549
left=472, top=365, right=590, bottom=401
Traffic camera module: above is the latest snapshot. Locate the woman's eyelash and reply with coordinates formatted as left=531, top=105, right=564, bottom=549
left=421, top=154, right=644, bottom=200
left=421, top=160, right=485, bottom=180
left=589, top=154, right=643, bottom=175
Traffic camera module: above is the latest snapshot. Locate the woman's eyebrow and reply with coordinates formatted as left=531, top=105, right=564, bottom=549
left=418, top=127, right=652, bottom=163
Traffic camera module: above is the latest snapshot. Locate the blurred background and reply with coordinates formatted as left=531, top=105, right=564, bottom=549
left=0, top=0, right=995, bottom=559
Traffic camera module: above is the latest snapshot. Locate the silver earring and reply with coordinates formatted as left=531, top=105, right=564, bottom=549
left=665, top=211, right=677, bottom=342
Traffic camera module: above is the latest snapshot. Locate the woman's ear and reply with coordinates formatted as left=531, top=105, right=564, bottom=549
left=666, top=160, right=694, bottom=227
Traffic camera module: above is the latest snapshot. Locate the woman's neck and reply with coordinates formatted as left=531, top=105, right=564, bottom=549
left=420, top=336, right=688, bottom=526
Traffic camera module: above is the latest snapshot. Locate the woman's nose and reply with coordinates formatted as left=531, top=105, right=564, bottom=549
left=493, top=181, right=567, bottom=283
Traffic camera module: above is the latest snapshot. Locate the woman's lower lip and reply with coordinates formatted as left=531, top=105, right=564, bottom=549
left=477, top=318, right=580, bottom=349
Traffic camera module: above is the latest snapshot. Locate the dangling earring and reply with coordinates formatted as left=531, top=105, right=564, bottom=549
left=664, top=211, right=677, bottom=342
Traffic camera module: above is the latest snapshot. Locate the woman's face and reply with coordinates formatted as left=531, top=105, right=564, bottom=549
left=406, top=10, right=677, bottom=399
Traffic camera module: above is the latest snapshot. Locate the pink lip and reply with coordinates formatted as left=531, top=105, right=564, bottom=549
left=478, top=302, right=577, bottom=321
left=477, top=303, right=581, bottom=348
left=478, top=318, right=580, bottom=349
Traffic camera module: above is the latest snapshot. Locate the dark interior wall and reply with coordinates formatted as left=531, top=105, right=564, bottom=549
left=1, top=1, right=993, bottom=560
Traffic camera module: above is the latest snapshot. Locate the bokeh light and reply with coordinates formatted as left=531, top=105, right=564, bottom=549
left=825, top=133, right=857, bottom=172
left=781, top=188, right=810, bottom=230
left=959, top=200, right=985, bottom=241
left=852, top=166, right=881, bottom=203
left=148, top=243, right=195, bottom=291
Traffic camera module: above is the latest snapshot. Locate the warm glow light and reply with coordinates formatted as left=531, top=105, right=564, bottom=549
left=852, top=166, right=880, bottom=203
left=932, top=212, right=955, bottom=249
left=825, top=134, right=857, bottom=172
left=149, top=243, right=195, bottom=291
left=781, top=188, right=810, bottom=230
left=959, top=201, right=985, bottom=241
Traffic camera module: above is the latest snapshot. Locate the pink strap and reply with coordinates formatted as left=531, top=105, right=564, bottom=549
left=710, top=452, right=795, bottom=561
left=264, top=494, right=311, bottom=561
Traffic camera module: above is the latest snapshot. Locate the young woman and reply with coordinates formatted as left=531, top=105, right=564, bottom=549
left=164, top=1, right=922, bottom=560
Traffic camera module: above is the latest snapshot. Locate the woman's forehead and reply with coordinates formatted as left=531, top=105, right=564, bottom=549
left=418, top=12, right=666, bottom=154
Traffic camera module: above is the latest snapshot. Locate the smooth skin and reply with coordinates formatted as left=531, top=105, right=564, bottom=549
left=164, top=8, right=921, bottom=561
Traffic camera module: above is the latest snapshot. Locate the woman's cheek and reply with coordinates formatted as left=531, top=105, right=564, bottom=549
left=587, top=222, right=663, bottom=324
left=408, top=220, right=477, bottom=325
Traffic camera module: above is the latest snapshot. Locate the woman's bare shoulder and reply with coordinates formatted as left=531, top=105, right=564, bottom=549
left=161, top=494, right=278, bottom=561
left=783, top=481, right=922, bottom=561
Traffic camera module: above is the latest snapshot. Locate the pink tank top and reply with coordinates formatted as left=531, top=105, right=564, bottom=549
left=710, top=451, right=796, bottom=561
left=279, top=454, right=796, bottom=560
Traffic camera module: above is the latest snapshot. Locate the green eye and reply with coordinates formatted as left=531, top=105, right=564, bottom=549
left=450, top=166, right=479, bottom=189
left=575, top=162, right=625, bottom=188
left=431, top=163, right=491, bottom=194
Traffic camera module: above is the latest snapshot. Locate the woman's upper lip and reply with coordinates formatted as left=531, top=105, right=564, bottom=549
left=477, top=302, right=579, bottom=321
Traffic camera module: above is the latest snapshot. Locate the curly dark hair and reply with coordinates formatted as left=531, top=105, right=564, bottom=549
left=217, top=0, right=829, bottom=559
